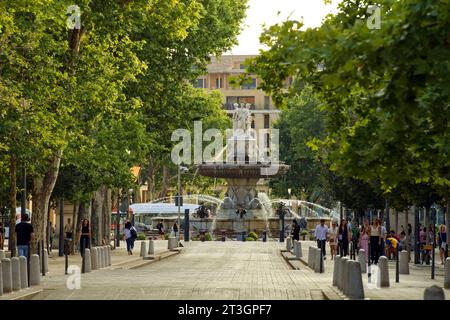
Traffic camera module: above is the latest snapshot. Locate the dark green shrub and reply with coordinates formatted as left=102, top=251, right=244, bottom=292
left=248, top=232, right=258, bottom=240
left=205, top=233, right=212, bottom=241
left=245, top=237, right=255, bottom=241
left=137, top=233, right=146, bottom=241
left=301, top=230, right=309, bottom=236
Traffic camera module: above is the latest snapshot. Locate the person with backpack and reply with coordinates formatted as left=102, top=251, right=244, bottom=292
left=123, top=221, right=137, bottom=255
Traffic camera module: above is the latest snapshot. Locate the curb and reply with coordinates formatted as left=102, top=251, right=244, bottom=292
left=5, top=288, right=44, bottom=301
left=128, top=250, right=182, bottom=270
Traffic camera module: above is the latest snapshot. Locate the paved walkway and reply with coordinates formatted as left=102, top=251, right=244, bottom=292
left=2, top=240, right=448, bottom=300
left=27, top=241, right=333, bottom=300
left=285, top=241, right=450, bottom=300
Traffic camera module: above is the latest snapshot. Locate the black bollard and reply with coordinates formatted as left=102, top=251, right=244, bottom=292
left=41, top=239, right=45, bottom=276
left=396, top=244, right=399, bottom=283
left=263, top=230, right=267, bottom=242
left=242, top=231, right=246, bottom=242
left=64, top=238, right=69, bottom=275
left=81, top=237, right=86, bottom=274
left=27, top=244, right=31, bottom=287
left=184, top=209, right=190, bottom=242
left=221, top=230, right=226, bottom=242
left=320, top=244, right=324, bottom=273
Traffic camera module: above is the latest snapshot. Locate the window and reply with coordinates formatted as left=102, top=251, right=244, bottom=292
left=194, top=78, right=205, bottom=88
left=225, top=96, right=255, bottom=110
left=215, top=77, right=222, bottom=89
left=264, top=96, right=270, bottom=110
left=264, top=115, right=270, bottom=129
left=240, top=64, right=246, bottom=70
left=241, top=77, right=256, bottom=90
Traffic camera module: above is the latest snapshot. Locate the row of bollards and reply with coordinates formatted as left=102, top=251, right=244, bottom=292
left=0, top=254, right=41, bottom=296
left=141, top=240, right=156, bottom=260
left=84, top=246, right=112, bottom=273
left=333, top=249, right=450, bottom=300
left=333, top=256, right=365, bottom=299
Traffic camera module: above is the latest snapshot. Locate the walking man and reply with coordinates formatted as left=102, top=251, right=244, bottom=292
left=315, top=219, right=329, bottom=260
left=15, top=214, right=34, bottom=258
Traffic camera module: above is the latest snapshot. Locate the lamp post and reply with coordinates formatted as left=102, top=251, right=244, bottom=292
left=177, top=165, right=188, bottom=242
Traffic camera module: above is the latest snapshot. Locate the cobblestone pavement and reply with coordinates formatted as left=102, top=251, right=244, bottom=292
left=288, top=241, right=449, bottom=300
left=28, top=240, right=334, bottom=300
left=3, top=239, right=448, bottom=300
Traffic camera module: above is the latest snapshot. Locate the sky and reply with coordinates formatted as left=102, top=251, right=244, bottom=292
left=229, top=0, right=342, bottom=55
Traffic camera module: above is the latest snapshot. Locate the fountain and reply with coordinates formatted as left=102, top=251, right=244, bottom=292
left=195, top=103, right=290, bottom=238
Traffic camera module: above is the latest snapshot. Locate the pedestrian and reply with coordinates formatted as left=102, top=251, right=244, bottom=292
left=380, top=220, right=387, bottom=257
left=156, top=220, right=165, bottom=239
left=123, top=221, right=137, bottom=255
left=15, top=214, right=34, bottom=258
left=329, top=220, right=338, bottom=260
left=368, top=218, right=381, bottom=264
left=173, top=221, right=179, bottom=238
left=338, top=219, right=351, bottom=257
left=358, top=224, right=369, bottom=262
left=406, top=223, right=413, bottom=261
left=65, top=218, right=73, bottom=239
left=314, top=219, right=328, bottom=260
left=78, top=218, right=91, bottom=257
left=49, top=221, right=55, bottom=252
left=419, top=226, right=428, bottom=264
left=438, top=224, right=447, bottom=265
left=351, top=220, right=360, bottom=257
left=291, top=219, right=300, bottom=241
left=0, top=222, right=4, bottom=250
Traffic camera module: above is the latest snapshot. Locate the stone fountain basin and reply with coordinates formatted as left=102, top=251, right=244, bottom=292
left=195, top=162, right=290, bottom=178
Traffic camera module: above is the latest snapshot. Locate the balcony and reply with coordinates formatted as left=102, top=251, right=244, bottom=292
left=222, top=103, right=255, bottom=111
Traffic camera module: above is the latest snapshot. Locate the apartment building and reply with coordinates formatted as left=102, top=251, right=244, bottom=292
left=194, top=55, right=282, bottom=132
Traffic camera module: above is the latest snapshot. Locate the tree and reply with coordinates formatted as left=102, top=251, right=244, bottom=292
left=246, top=0, right=450, bottom=213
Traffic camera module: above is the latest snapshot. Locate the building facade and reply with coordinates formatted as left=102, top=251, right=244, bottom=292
left=195, top=55, right=281, bottom=132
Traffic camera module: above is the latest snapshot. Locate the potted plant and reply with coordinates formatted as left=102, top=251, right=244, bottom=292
left=301, top=230, right=309, bottom=241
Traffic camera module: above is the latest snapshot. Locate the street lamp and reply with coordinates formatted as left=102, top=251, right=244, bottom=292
left=177, top=165, right=189, bottom=242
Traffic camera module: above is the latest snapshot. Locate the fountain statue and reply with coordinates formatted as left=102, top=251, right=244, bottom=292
left=195, top=103, right=290, bottom=237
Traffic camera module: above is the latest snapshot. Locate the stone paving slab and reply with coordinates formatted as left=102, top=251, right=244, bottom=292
left=26, top=241, right=330, bottom=300
left=290, top=241, right=450, bottom=300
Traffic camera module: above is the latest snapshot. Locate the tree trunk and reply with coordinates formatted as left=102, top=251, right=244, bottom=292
left=8, top=155, right=17, bottom=256
left=159, top=165, right=170, bottom=199
left=91, top=188, right=104, bottom=246
left=31, top=150, right=62, bottom=254
left=102, top=186, right=112, bottom=245
left=75, top=202, right=87, bottom=241
left=71, top=201, right=78, bottom=253
left=395, top=209, right=399, bottom=233
left=146, top=155, right=159, bottom=201
left=425, top=206, right=430, bottom=243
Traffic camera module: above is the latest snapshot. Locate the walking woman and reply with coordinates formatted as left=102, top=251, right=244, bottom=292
left=438, top=224, right=447, bottom=265
left=358, top=224, right=370, bottom=263
left=78, top=219, right=91, bottom=257
left=292, top=219, right=300, bottom=241
left=123, top=221, right=137, bottom=255
left=338, top=219, right=350, bottom=256
left=369, top=218, right=381, bottom=264
left=329, top=221, right=338, bottom=260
